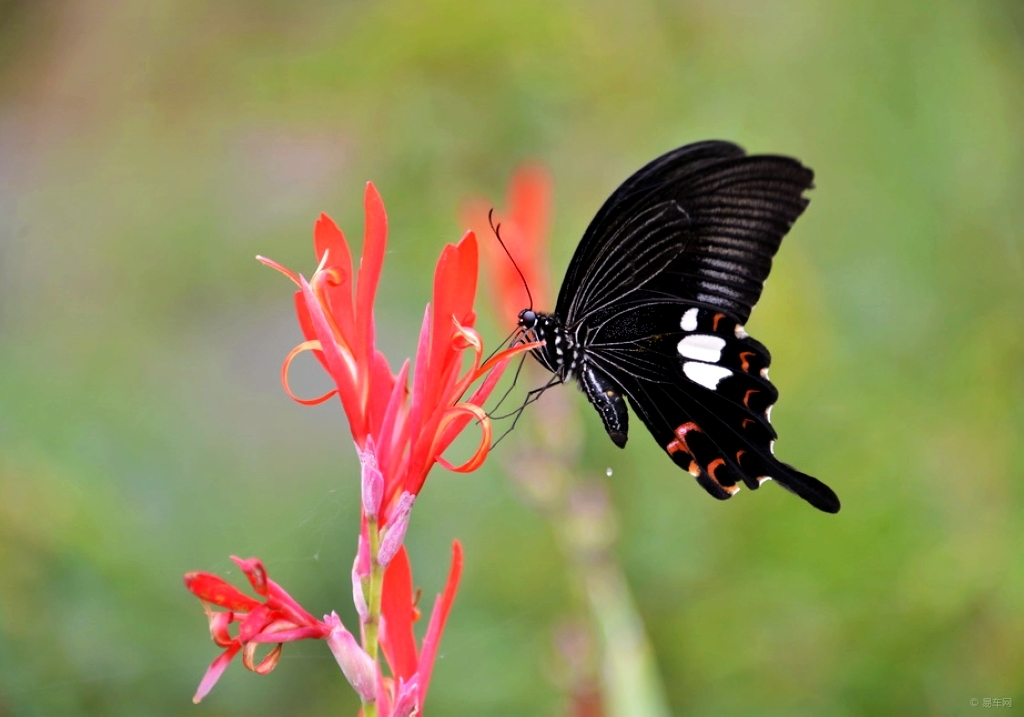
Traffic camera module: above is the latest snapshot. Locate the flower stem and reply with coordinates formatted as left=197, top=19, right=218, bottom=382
left=360, top=518, right=384, bottom=717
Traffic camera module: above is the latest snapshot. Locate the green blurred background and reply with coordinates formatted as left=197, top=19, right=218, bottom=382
left=1, top=0, right=1022, bottom=714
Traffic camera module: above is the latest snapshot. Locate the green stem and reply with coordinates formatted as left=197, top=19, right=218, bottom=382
left=359, top=517, right=384, bottom=717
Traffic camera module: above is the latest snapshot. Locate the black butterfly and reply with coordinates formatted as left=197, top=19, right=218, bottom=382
left=517, top=141, right=840, bottom=513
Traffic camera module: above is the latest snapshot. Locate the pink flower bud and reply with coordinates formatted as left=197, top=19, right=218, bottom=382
left=355, top=532, right=371, bottom=579
left=351, top=559, right=368, bottom=624
left=358, top=440, right=384, bottom=520
left=324, top=612, right=377, bottom=703
left=378, top=491, right=415, bottom=567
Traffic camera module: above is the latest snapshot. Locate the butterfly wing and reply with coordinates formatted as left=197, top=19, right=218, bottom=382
left=558, top=141, right=814, bottom=327
left=585, top=303, right=839, bottom=512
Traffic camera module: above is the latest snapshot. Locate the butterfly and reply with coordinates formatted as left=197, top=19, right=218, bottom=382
left=516, top=141, right=840, bottom=513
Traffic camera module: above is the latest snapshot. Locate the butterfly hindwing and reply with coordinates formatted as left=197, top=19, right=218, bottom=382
left=588, top=303, right=838, bottom=512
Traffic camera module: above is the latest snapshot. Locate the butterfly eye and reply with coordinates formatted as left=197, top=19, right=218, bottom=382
left=518, top=309, right=537, bottom=329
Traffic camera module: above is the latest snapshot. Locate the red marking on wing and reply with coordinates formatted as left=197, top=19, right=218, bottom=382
left=707, top=458, right=725, bottom=482
left=743, top=389, right=758, bottom=408
left=739, top=351, right=756, bottom=372
left=712, top=313, right=725, bottom=332
left=666, top=421, right=700, bottom=456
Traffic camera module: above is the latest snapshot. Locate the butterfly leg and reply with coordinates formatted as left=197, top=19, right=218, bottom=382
left=579, top=364, right=629, bottom=448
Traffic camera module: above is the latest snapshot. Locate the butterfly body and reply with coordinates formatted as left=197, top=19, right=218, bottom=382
left=518, top=141, right=840, bottom=513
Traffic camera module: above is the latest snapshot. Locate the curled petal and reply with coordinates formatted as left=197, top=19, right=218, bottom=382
left=192, top=644, right=242, bottom=704
left=434, top=403, right=491, bottom=474
left=281, top=341, right=339, bottom=406
left=203, top=605, right=236, bottom=647
left=452, top=320, right=482, bottom=355
left=242, top=641, right=283, bottom=675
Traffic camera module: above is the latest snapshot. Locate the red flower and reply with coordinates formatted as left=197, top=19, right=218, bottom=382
left=183, top=557, right=332, bottom=703
left=177, top=183, right=541, bottom=712
left=462, top=165, right=554, bottom=326
left=259, top=183, right=537, bottom=526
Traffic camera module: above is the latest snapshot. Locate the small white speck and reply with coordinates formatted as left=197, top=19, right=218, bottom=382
left=677, top=334, right=726, bottom=363
left=605, top=467, right=613, bottom=477
left=680, top=308, right=699, bottom=332
left=760, top=367, right=770, bottom=380
left=769, top=440, right=776, bottom=455
left=766, top=405, right=774, bottom=423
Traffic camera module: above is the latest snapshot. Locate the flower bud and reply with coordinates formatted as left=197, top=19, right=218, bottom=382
left=325, top=612, right=377, bottom=703
left=359, top=440, right=384, bottom=520
left=352, top=559, right=368, bottom=624
left=377, top=491, right=415, bottom=567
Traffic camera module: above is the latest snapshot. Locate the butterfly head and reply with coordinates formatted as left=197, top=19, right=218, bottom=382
left=517, top=309, right=578, bottom=379
left=517, top=309, right=538, bottom=331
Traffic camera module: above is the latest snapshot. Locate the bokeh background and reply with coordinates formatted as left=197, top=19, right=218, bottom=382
left=2, top=0, right=1023, bottom=714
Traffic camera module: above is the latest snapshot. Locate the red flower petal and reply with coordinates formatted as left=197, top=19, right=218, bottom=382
left=231, top=556, right=269, bottom=596
left=184, top=572, right=261, bottom=612
left=416, top=540, right=464, bottom=709
left=355, top=183, right=388, bottom=373
left=380, top=546, right=418, bottom=683
left=192, top=643, right=241, bottom=704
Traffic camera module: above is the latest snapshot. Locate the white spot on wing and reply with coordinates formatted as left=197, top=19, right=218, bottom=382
left=769, top=440, right=776, bottom=455
left=757, top=475, right=772, bottom=485
left=683, top=361, right=733, bottom=389
left=680, top=308, right=699, bottom=332
left=766, top=404, right=774, bottom=423
left=734, top=324, right=748, bottom=339
left=677, top=334, right=726, bottom=363
left=760, top=367, right=770, bottom=380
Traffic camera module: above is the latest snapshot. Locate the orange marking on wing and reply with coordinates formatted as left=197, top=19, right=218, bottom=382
left=743, top=389, right=758, bottom=408
left=735, top=449, right=746, bottom=463
left=666, top=421, right=700, bottom=456
left=707, top=458, right=726, bottom=481
left=712, top=313, right=725, bottom=331
left=739, top=351, right=756, bottom=372
left=741, top=418, right=755, bottom=429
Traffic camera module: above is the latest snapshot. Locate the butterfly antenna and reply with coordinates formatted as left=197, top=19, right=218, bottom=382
left=489, top=208, right=534, bottom=310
